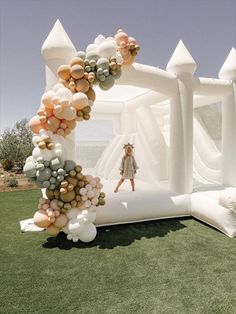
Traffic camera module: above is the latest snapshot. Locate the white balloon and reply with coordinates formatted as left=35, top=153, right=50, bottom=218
left=66, top=208, right=79, bottom=219
left=79, top=223, right=97, bottom=243
left=82, top=209, right=96, bottom=223
left=87, top=190, right=94, bottom=199
left=56, top=87, right=73, bottom=102
left=67, top=234, right=73, bottom=240
left=98, top=41, right=117, bottom=59
left=86, top=43, right=98, bottom=53
left=25, top=155, right=35, bottom=163
left=72, top=236, right=79, bottom=243
left=93, top=189, right=100, bottom=198
left=84, top=200, right=91, bottom=208
left=39, top=148, right=54, bottom=161
left=68, top=217, right=84, bottom=235
left=55, top=149, right=63, bottom=157
left=32, top=135, right=41, bottom=146
left=90, top=205, right=96, bottom=211
left=94, top=34, right=105, bottom=46
left=53, top=83, right=65, bottom=92
left=39, top=129, right=47, bottom=136
left=41, top=90, right=55, bottom=106
left=85, top=184, right=92, bottom=191
left=72, top=93, right=88, bottom=110
left=32, top=146, right=42, bottom=160
left=55, top=143, right=62, bottom=149
left=80, top=188, right=87, bottom=196
left=77, top=214, right=85, bottom=224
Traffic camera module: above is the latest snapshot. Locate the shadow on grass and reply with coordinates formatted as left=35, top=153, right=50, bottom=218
left=42, top=218, right=187, bottom=250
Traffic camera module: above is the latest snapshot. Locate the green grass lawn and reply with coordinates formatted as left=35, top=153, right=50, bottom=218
left=0, top=190, right=236, bottom=314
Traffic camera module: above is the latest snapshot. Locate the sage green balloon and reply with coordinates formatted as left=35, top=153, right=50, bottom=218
left=100, top=75, right=115, bottom=90
left=97, top=57, right=109, bottom=70
left=86, top=51, right=99, bottom=61
left=36, top=168, right=51, bottom=181
left=50, top=157, right=64, bottom=171
left=76, top=51, right=86, bottom=60
left=43, top=180, right=50, bottom=188
left=64, top=160, right=76, bottom=173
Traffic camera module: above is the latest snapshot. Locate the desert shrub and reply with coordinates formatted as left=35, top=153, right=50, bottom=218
left=4, top=175, right=18, bottom=187
left=2, top=159, right=14, bottom=171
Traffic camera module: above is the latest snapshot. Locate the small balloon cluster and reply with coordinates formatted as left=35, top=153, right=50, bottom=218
left=24, top=29, right=139, bottom=243
left=24, top=153, right=105, bottom=242
left=115, top=29, right=140, bottom=65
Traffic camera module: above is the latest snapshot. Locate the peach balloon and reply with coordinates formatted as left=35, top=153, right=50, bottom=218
left=52, top=95, right=60, bottom=105
left=46, top=116, right=60, bottom=133
left=53, top=105, right=63, bottom=119
left=128, top=37, right=137, bottom=45
left=29, top=116, right=45, bottom=133
left=54, top=214, right=68, bottom=228
left=62, top=106, right=77, bottom=120
left=44, top=107, right=53, bottom=118
left=47, top=225, right=60, bottom=236
left=124, top=54, right=135, bottom=66
left=50, top=199, right=59, bottom=210
left=33, top=211, right=50, bottom=228
left=37, top=104, right=46, bottom=116
left=64, top=128, right=71, bottom=135
left=41, top=91, right=55, bottom=109
left=63, top=119, right=76, bottom=129
left=115, top=30, right=129, bottom=44
left=60, top=99, right=70, bottom=108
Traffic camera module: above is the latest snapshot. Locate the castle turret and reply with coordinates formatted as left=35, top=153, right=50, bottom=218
left=167, top=40, right=196, bottom=193
left=41, top=19, right=77, bottom=90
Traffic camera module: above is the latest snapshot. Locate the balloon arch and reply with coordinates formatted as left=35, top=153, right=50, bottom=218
left=24, top=20, right=236, bottom=242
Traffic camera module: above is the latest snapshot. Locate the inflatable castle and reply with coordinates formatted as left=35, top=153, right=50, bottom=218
left=24, top=20, right=236, bottom=242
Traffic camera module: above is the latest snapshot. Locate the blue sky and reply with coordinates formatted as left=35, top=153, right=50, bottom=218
left=0, top=0, right=235, bottom=139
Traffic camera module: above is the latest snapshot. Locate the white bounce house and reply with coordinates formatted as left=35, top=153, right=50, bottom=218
left=24, top=20, right=236, bottom=241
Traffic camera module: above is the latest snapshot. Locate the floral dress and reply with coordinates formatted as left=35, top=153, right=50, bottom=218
left=119, top=155, right=138, bottom=179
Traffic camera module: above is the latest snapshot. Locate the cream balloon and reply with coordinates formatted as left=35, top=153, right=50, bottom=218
left=79, top=223, right=97, bottom=243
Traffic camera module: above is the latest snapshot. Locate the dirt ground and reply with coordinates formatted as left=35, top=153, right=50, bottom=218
left=0, top=167, right=38, bottom=192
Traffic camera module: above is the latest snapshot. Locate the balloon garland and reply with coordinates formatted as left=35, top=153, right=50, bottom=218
left=24, top=29, right=140, bottom=243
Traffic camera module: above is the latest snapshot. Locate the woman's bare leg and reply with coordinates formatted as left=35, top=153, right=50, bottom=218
left=130, top=179, right=135, bottom=191
left=114, top=178, right=125, bottom=192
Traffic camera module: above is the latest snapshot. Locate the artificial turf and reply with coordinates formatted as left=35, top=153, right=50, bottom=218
left=0, top=190, right=235, bottom=314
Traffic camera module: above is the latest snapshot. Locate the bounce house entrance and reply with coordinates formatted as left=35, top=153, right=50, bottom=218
left=90, top=84, right=170, bottom=188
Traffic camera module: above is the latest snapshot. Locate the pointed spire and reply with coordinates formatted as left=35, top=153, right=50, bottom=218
left=166, top=40, right=196, bottom=75
left=218, top=47, right=236, bottom=81
left=41, top=19, right=76, bottom=62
